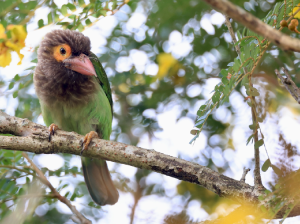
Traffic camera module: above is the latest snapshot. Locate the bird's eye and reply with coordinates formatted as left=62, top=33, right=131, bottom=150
left=53, top=44, right=71, bottom=61
left=60, top=47, right=66, bottom=55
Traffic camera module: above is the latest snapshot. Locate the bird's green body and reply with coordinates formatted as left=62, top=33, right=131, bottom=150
left=40, top=53, right=112, bottom=140
left=34, top=30, right=118, bottom=205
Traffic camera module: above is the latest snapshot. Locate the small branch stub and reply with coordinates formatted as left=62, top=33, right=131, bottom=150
left=275, top=68, right=300, bottom=104
left=240, top=168, right=251, bottom=182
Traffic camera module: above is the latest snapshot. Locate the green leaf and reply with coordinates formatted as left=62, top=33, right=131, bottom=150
left=258, top=195, right=264, bottom=201
left=212, top=91, right=220, bottom=104
left=260, top=205, right=267, bottom=213
left=13, top=74, right=20, bottom=81
left=249, top=123, right=256, bottom=130
left=237, top=30, right=242, bottom=41
left=38, top=19, right=44, bottom=28
left=48, top=12, right=53, bottom=24
left=195, top=109, right=211, bottom=127
left=85, top=19, right=92, bottom=26
left=4, top=151, right=14, bottom=157
left=70, top=192, right=77, bottom=201
left=13, top=91, right=18, bottom=98
left=220, top=69, right=228, bottom=77
left=232, top=58, right=241, bottom=72
left=66, top=3, right=76, bottom=11
left=0, top=179, right=7, bottom=189
left=271, top=165, right=282, bottom=175
left=61, top=5, right=68, bottom=16
left=199, top=105, right=206, bottom=110
left=54, top=11, right=60, bottom=22
left=221, top=77, right=229, bottom=85
left=223, top=95, right=229, bottom=103
left=8, top=82, right=14, bottom=90
left=57, top=22, right=70, bottom=26
left=78, top=0, right=85, bottom=6
left=64, top=191, right=70, bottom=198
left=31, top=58, right=38, bottom=63
left=219, top=85, right=224, bottom=92
left=250, top=87, right=260, bottom=96
left=19, top=83, right=24, bottom=89
left=246, top=134, right=254, bottom=145
left=257, top=117, right=263, bottom=123
left=241, top=76, right=249, bottom=87
left=222, top=85, right=229, bottom=99
left=77, top=23, right=84, bottom=32
left=254, top=139, right=264, bottom=149
left=262, top=159, right=271, bottom=172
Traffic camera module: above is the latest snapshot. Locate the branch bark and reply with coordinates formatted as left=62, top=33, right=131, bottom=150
left=0, top=111, right=300, bottom=218
left=202, top=0, right=300, bottom=52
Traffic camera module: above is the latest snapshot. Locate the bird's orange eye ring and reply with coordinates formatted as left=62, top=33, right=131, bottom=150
left=53, top=44, right=71, bottom=61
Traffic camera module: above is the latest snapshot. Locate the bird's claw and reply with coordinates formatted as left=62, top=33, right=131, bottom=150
left=48, top=123, right=59, bottom=142
left=80, top=131, right=98, bottom=155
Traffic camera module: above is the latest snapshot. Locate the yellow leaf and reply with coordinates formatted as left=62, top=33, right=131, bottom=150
left=156, top=53, right=177, bottom=79
left=17, top=53, right=24, bottom=65
left=4, top=25, right=27, bottom=65
left=5, top=40, right=20, bottom=51
left=0, top=24, right=6, bottom=39
left=118, top=83, right=130, bottom=93
left=0, top=45, right=12, bottom=67
left=5, top=40, right=24, bottom=65
left=291, top=4, right=300, bottom=19
left=135, top=74, right=145, bottom=85
left=7, top=25, right=27, bottom=42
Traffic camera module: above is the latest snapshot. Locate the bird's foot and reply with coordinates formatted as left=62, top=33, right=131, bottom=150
left=80, top=131, right=98, bottom=155
left=48, top=123, right=59, bottom=142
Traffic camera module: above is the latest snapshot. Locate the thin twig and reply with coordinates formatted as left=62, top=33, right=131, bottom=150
left=22, top=152, right=91, bottom=224
left=224, top=16, right=264, bottom=191
left=130, top=180, right=143, bottom=224
left=275, top=68, right=300, bottom=104
left=240, top=168, right=251, bottom=182
left=224, top=16, right=241, bottom=56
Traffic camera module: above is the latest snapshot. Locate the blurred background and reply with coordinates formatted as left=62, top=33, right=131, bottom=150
left=1, top=0, right=300, bottom=223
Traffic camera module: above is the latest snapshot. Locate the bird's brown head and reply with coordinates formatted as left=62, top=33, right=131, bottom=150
left=37, top=29, right=96, bottom=83
left=35, top=29, right=98, bottom=104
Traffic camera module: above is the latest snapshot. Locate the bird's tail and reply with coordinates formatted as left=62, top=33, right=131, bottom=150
left=81, top=157, right=119, bottom=205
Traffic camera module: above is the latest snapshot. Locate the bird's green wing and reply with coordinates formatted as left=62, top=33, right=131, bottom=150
left=89, top=52, right=113, bottom=113
left=83, top=52, right=118, bottom=205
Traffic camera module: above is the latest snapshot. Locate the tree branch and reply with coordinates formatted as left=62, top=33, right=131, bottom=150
left=22, top=152, right=91, bottom=224
left=202, top=0, right=300, bottom=52
left=275, top=68, right=300, bottom=104
left=0, top=111, right=300, bottom=218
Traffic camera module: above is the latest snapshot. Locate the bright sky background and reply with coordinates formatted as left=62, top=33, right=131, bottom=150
left=1, top=0, right=300, bottom=223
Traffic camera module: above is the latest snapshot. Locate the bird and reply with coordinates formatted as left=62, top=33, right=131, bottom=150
left=34, top=29, right=119, bottom=206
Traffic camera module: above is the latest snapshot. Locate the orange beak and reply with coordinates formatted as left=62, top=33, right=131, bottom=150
left=63, top=54, right=97, bottom=77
